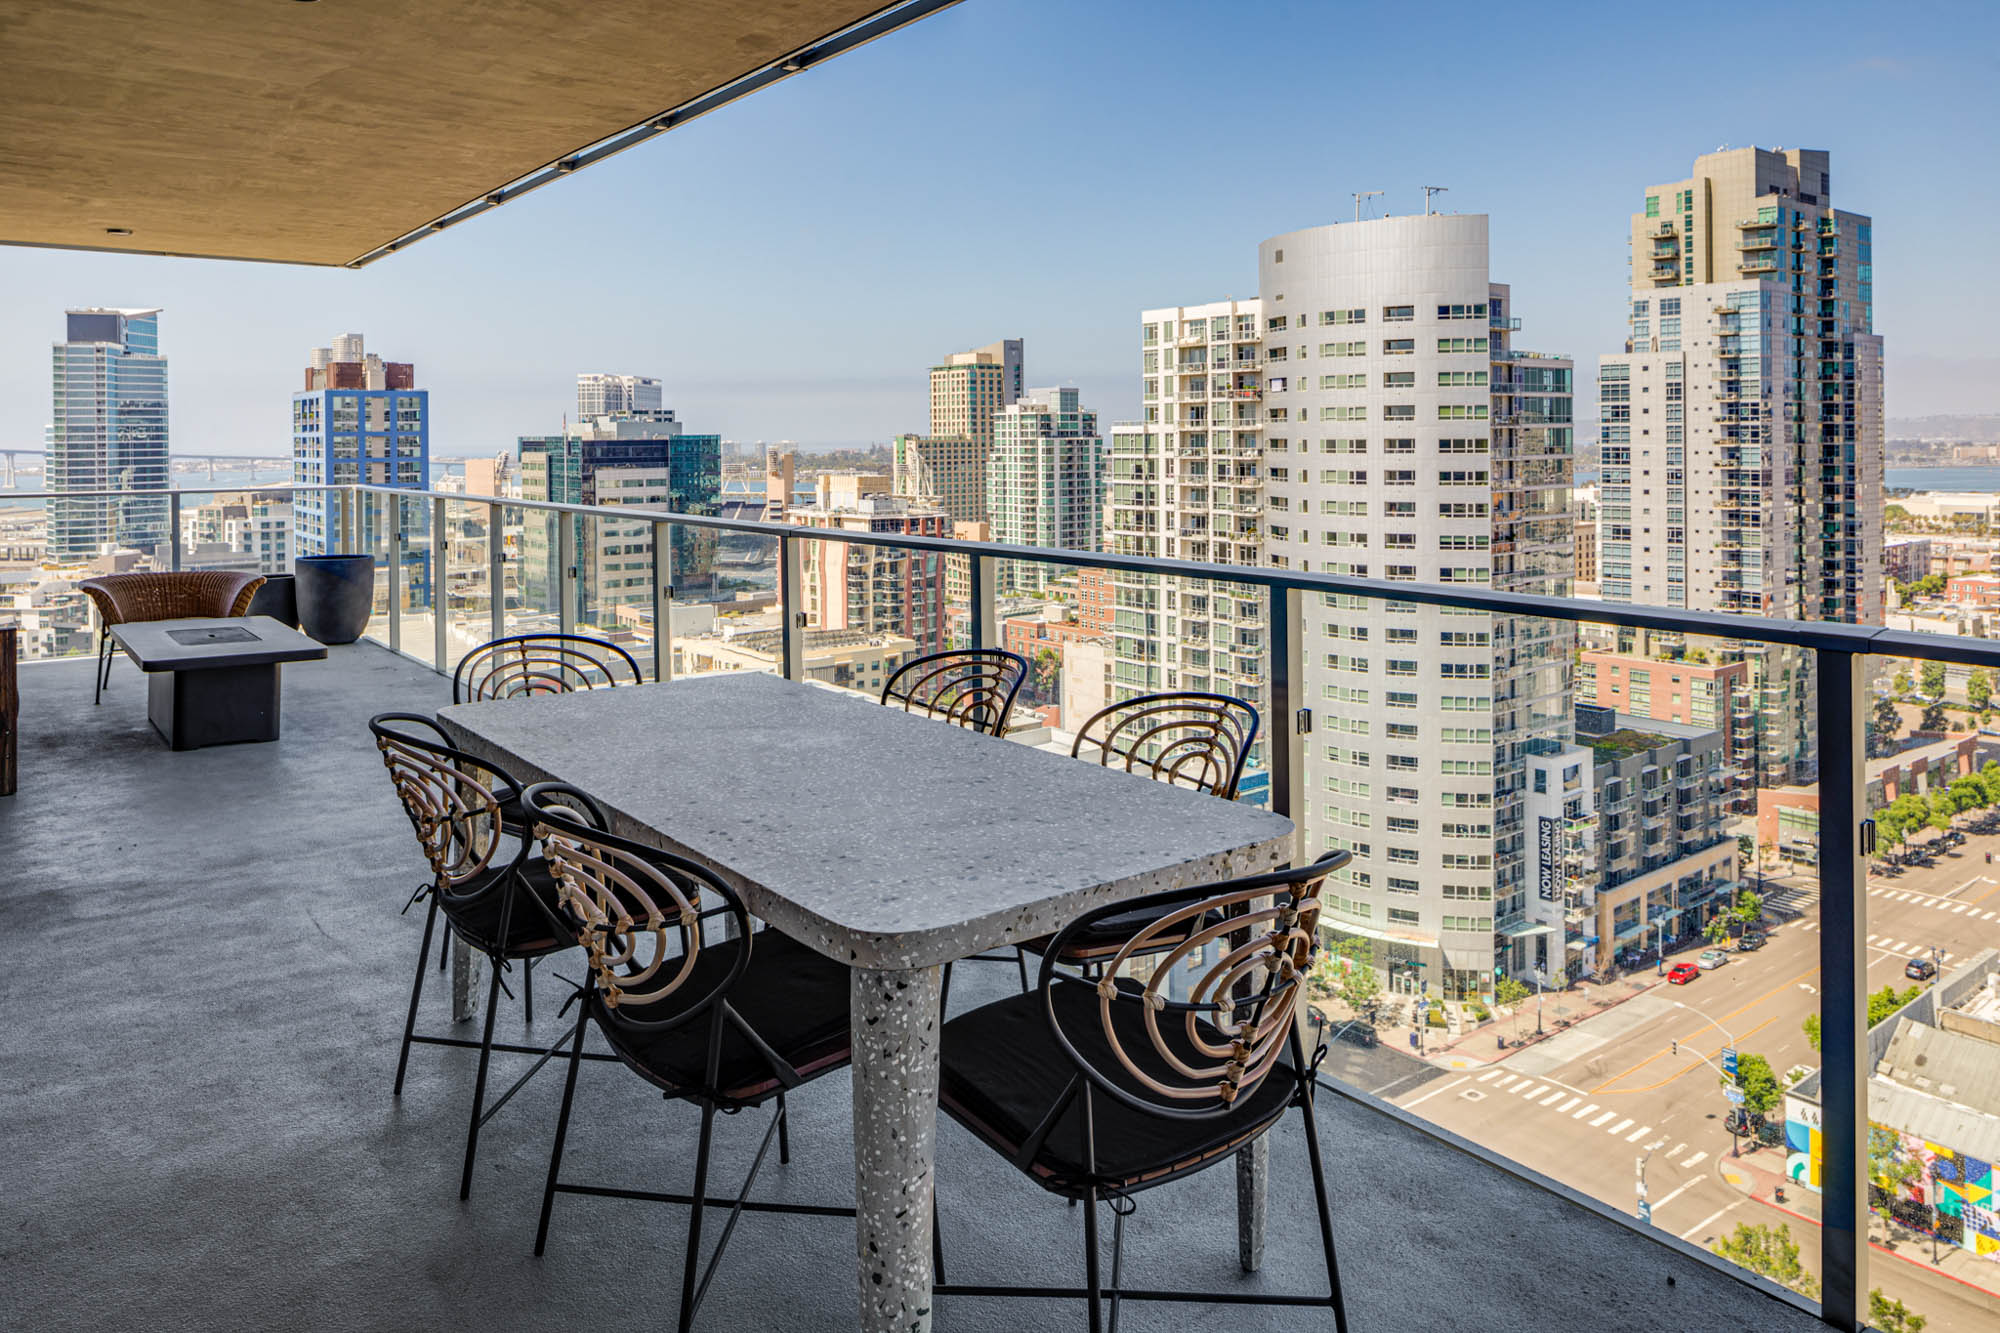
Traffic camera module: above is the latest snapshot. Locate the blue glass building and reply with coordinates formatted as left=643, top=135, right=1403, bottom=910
left=48, top=308, right=169, bottom=562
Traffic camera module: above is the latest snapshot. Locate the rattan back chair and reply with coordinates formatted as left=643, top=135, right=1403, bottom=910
left=934, top=851, right=1352, bottom=1332
left=879, top=648, right=1028, bottom=737
left=79, top=570, right=265, bottom=704
left=1070, top=691, right=1258, bottom=799
left=453, top=632, right=642, bottom=704
left=523, top=784, right=857, bottom=1332
left=1004, top=693, right=1264, bottom=988
left=370, top=712, right=588, bottom=1200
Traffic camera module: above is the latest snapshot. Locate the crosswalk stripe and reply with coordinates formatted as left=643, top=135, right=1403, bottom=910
left=1868, top=887, right=1884, bottom=897
left=1558, top=1096, right=1581, bottom=1112
left=1627, top=1125, right=1654, bottom=1143
left=1867, top=934, right=1880, bottom=944
left=1494, top=1075, right=1519, bottom=1089
left=1681, top=1151, right=1708, bottom=1168
left=1574, top=1103, right=1599, bottom=1120
left=1540, top=1090, right=1566, bottom=1106
left=1892, top=892, right=1912, bottom=902
left=1984, top=911, right=1996, bottom=921
left=1515, top=1082, right=1542, bottom=1097
left=1951, top=903, right=1970, bottom=914
left=1610, top=1117, right=1634, bottom=1135
left=1477, top=1070, right=1501, bottom=1083
left=1591, top=1110, right=1616, bottom=1127
left=1670, top=1143, right=1687, bottom=1157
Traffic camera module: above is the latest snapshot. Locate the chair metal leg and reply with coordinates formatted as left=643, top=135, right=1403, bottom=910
left=1082, top=1185, right=1105, bottom=1333
left=394, top=898, right=440, bottom=1096
left=534, top=1015, right=589, bottom=1256
left=1298, top=1094, right=1351, bottom=1333
left=678, top=1099, right=718, bottom=1333
left=523, top=956, right=535, bottom=1025
left=458, top=961, right=504, bottom=1201
left=1108, top=1204, right=1126, bottom=1333
left=931, top=1192, right=946, bottom=1286
left=776, top=1091, right=790, bottom=1165
left=94, top=631, right=110, bottom=704
left=1015, top=946, right=1030, bottom=993
left=439, top=923, right=451, bottom=973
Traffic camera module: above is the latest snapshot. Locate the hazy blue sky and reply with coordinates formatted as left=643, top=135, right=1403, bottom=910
left=1, top=0, right=1994, bottom=456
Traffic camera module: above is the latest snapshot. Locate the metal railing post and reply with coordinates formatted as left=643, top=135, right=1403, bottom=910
left=652, top=519, right=674, bottom=683
left=557, top=514, right=577, bottom=637
left=780, top=533, right=805, bottom=681
left=969, top=555, right=998, bottom=651
left=1814, top=646, right=1866, bottom=1332
left=487, top=502, right=506, bottom=643
left=1267, top=585, right=1306, bottom=860
left=387, top=495, right=403, bottom=654
left=432, top=495, right=449, bottom=671
left=168, top=491, right=182, bottom=571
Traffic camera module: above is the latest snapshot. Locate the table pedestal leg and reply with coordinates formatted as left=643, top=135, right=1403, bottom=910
left=1237, top=1134, right=1269, bottom=1271
left=851, top=964, right=942, bottom=1333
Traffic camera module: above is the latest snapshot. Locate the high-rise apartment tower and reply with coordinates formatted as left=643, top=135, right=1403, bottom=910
left=47, top=308, right=169, bottom=561
left=988, top=386, right=1104, bottom=593
left=292, top=333, right=428, bottom=558
left=1597, top=147, right=1882, bottom=787
left=1261, top=213, right=1575, bottom=995
left=928, top=339, right=1023, bottom=448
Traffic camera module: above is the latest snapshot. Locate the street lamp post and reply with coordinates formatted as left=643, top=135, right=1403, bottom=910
left=1671, top=999, right=1744, bottom=1158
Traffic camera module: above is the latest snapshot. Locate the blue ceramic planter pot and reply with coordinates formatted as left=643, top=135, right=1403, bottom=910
left=294, top=554, right=375, bottom=644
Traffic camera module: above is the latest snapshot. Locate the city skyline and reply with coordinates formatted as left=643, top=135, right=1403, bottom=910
left=0, top=2, right=1992, bottom=456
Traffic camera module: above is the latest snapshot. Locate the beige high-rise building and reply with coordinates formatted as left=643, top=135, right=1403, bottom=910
left=1598, top=147, right=1882, bottom=786
left=891, top=433, right=991, bottom=524
left=1109, top=298, right=1269, bottom=733
left=928, top=339, right=1023, bottom=448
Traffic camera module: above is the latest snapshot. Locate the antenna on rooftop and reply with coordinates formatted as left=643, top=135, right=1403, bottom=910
left=1352, top=190, right=1384, bottom=221
left=1422, top=185, right=1449, bottom=215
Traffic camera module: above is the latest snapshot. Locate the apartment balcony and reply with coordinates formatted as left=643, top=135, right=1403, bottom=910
left=6, top=618, right=1847, bottom=1333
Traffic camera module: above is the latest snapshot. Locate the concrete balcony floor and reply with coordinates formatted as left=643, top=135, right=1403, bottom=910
left=1, top=643, right=1824, bottom=1331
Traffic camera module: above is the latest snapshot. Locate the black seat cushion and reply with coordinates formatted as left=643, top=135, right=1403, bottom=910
left=940, top=980, right=1296, bottom=1194
left=596, top=928, right=853, bottom=1105
left=442, top=856, right=570, bottom=958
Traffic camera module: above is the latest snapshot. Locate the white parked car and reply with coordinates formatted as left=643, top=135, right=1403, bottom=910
left=1697, top=949, right=1729, bottom=970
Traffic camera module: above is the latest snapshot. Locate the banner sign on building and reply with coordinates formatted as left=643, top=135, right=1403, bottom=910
left=1538, top=816, right=1559, bottom=902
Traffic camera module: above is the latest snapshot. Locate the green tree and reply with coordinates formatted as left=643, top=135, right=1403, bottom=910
left=1919, top=699, right=1950, bottom=734
left=1337, top=956, right=1382, bottom=1023
left=1733, top=1052, right=1781, bottom=1116
left=1710, top=1222, right=1819, bottom=1299
left=1870, top=1126, right=1924, bottom=1193
left=1029, top=647, right=1060, bottom=701
left=1493, top=976, right=1531, bottom=1008
left=1921, top=659, right=1947, bottom=698
left=1869, top=1288, right=1927, bottom=1333
left=1892, top=667, right=1913, bottom=697
left=1869, top=984, right=1924, bottom=1024
left=1704, top=915, right=1733, bottom=948
left=1870, top=695, right=1902, bottom=755
left=1733, top=887, right=1762, bottom=927
left=1970, top=668, right=1993, bottom=713
left=1803, top=1013, right=1821, bottom=1052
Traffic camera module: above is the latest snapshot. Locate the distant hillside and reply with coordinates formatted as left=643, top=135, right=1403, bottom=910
left=1890, top=414, right=2000, bottom=442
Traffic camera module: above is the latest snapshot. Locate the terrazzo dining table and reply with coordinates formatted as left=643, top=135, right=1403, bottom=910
left=436, top=670, right=1297, bottom=1331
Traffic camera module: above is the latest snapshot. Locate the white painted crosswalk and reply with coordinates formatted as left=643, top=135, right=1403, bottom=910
left=1681, top=1150, right=1708, bottom=1169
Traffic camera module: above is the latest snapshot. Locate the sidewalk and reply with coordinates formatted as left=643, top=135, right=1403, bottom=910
left=1330, top=969, right=1667, bottom=1070
left=1720, top=1144, right=2000, bottom=1300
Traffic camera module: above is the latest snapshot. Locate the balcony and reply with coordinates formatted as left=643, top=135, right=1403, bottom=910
left=0, top=482, right=1957, bottom=1333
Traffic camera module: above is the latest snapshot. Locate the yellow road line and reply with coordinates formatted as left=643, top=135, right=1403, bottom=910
left=1587, top=964, right=1817, bottom=1094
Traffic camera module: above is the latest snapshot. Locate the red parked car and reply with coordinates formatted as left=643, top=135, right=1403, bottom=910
left=1666, top=962, right=1701, bottom=985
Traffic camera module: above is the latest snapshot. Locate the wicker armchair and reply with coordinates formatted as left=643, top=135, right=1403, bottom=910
left=79, top=571, right=265, bottom=705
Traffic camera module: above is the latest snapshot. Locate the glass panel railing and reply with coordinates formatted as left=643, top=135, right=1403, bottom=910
left=575, top=509, right=656, bottom=677
left=175, top=487, right=296, bottom=578
left=438, top=498, right=494, bottom=672
left=669, top=527, right=783, bottom=681
left=1849, top=641, right=2000, bottom=1333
